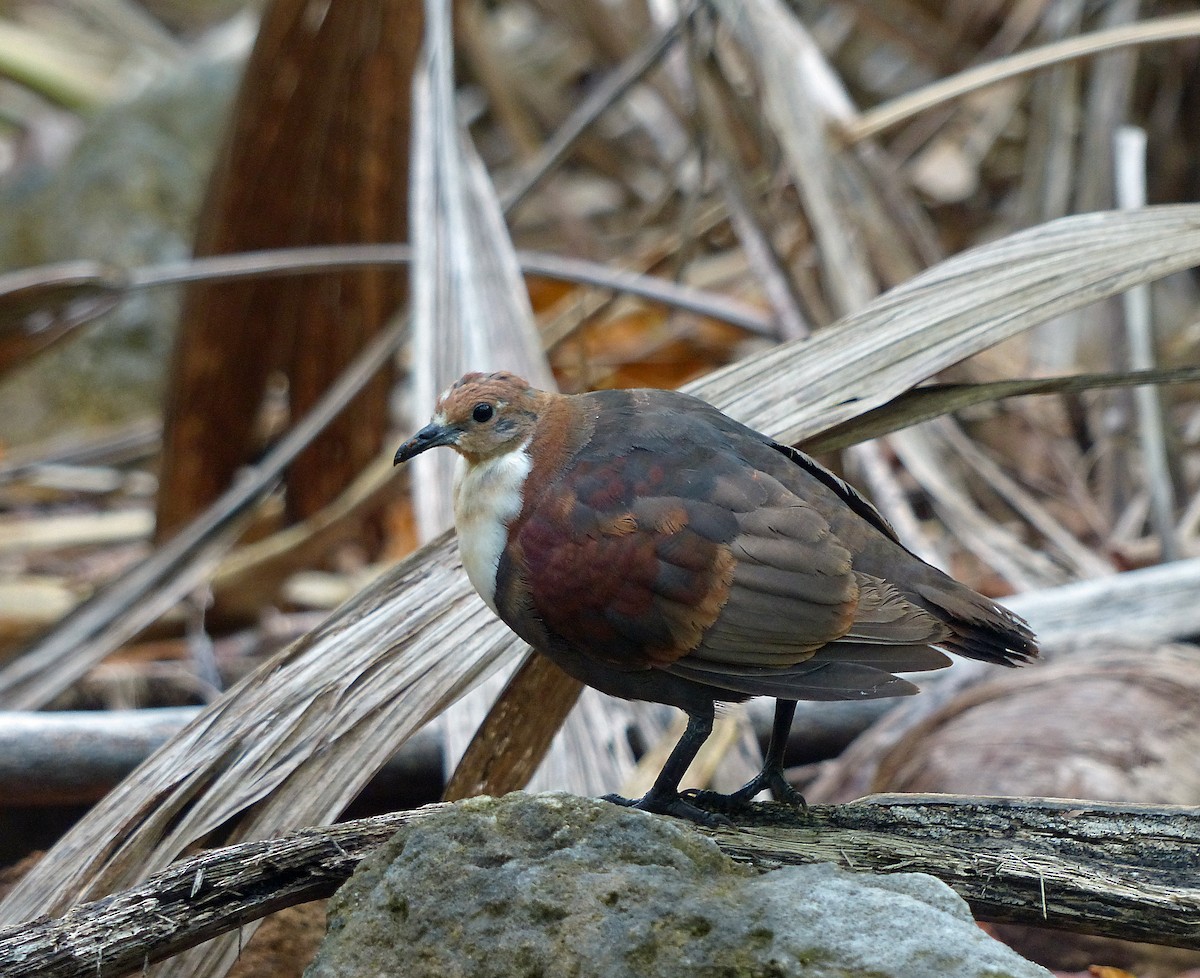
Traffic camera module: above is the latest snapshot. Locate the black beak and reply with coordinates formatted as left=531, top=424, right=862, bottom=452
left=394, top=422, right=457, bottom=464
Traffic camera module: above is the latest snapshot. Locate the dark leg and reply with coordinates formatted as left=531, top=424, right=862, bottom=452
left=603, top=708, right=729, bottom=826
left=684, top=699, right=807, bottom=814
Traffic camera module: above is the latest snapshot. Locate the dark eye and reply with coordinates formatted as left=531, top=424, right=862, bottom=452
left=472, top=402, right=494, bottom=423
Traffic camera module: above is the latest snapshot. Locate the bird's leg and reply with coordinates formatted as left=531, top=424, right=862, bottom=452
left=684, top=699, right=807, bottom=814
left=602, top=708, right=730, bottom=826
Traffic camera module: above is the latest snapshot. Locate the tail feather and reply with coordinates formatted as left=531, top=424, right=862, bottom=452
left=913, top=580, right=1038, bottom=667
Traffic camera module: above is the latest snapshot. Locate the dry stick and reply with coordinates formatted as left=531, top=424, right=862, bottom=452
left=124, top=246, right=771, bottom=336
left=844, top=12, right=1200, bottom=143
left=0, top=419, right=161, bottom=480
left=934, top=417, right=1113, bottom=579
left=1115, top=126, right=1179, bottom=561
left=889, top=426, right=1064, bottom=590
left=498, top=2, right=695, bottom=214
left=441, top=654, right=583, bottom=802
left=692, top=54, right=810, bottom=340
left=534, top=195, right=769, bottom=354
left=1, top=795, right=1198, bottom=978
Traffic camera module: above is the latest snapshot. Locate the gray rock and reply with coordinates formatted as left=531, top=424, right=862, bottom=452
left=306, top=792, right=1050, bottom=978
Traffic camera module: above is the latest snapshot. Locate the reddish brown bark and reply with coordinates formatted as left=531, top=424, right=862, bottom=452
left=157, top=0, right=421, bottom=540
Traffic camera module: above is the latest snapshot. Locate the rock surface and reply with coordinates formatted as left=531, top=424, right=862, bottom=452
left=306, top=792, right=1049, bottom=978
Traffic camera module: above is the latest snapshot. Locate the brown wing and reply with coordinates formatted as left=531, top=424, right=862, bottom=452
left=666, top=483, right=956, bottom=698
left=499, top=388, right=961, bottom=702
left=502, top=391, right=865, bottom=672
left=504, top=418, right=914, bottom=675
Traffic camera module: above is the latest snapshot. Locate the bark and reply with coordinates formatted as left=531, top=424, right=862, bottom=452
left=2, top=795, right=1198, bottom=978
left=156, top=0, right=419, bottom=539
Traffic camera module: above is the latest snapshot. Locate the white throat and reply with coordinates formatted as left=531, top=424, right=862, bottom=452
left=453, top=442, right=532, bottom=612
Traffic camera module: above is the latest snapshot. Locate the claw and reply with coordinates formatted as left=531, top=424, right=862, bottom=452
left=601, top=791, right=732, bottom=827
left=682, top=767, right=808, bottom=816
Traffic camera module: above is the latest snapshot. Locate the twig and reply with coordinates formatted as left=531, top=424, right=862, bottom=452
left=1115, top=126, right=1179, bottom=561
left=0, top=248, right=774, bottom=337
left=935, top=417, right=1114, bottom=579
left=692, top=53, right=809, bottom=339
left=843, top=13, right=1200, bottom=143
left=0, top=420, right=160, bottom=482
left=498, top=3, right=696, bottom=214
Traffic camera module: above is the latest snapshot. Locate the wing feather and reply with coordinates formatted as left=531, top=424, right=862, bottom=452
left=506, top=389, right=976, bottom=694
left=841, top=576, right=952, bottom=644
left=666, top=659, right=920, bottom=701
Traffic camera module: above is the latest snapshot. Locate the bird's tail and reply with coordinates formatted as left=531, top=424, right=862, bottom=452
left=912, top=576, right=1038, bottom=667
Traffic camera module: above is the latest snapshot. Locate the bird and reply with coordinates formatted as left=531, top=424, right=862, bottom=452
left=395, top=371, right=1038, bottom=824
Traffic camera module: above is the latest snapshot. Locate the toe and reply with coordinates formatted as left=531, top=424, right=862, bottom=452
left=762, top=770, right=808, bottom=812
left=681, top=768, right=806, bottom=815
left=602, top=791, right=731, bottom=827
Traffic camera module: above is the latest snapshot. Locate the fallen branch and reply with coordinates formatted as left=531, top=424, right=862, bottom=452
left=720, top=793, right=1200, bottom=946
left=1, top=794, right=1197, bottom=978
left=0, top=710, right=441, bottom=807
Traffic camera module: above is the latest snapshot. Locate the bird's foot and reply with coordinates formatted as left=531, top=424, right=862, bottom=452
left=601, top=791, right=732, bottom=828
left=682, top=767, right=808, bottom=816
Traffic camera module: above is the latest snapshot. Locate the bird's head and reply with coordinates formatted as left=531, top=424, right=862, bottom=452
left=394, top=371, right=544, bottom=466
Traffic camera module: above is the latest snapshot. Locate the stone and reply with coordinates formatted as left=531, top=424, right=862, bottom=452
left=306, top=792, right=1049, bottom=978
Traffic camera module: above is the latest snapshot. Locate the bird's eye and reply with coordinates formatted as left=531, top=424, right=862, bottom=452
left=472, top=402, right=494, bottom=423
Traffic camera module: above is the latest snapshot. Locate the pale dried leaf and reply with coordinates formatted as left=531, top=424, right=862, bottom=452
left=712, top=0, right=875, bottom=315
left=701, top=206, right=1200, bottom=441
left=408, top=0, right=552, bottom=538
left=844, top=11, right=1200, bottom=143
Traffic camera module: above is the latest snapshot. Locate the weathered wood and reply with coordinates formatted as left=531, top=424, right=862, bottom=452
left=0, top=710, right=441, bottom=808
left=721, top=794, right=1200, bottom=948
left=0, top=809, right=426, bottom=978
left=442, top=652, right=584, bottom=801
left=1, top=795, right=1197, bottom=978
